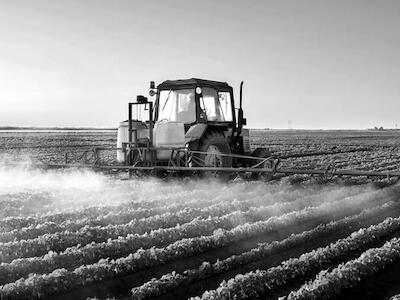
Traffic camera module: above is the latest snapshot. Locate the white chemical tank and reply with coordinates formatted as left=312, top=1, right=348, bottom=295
left=117, top=120, right=148, bottom=162
left=154, top=121, right=185, bottom=160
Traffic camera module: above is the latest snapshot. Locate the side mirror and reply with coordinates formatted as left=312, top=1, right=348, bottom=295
left=149, top=81, right=156, bottom=97
left=242, top=118, right=247, bottom=126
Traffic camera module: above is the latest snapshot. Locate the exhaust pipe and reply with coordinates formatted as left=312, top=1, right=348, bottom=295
left=236, top=81, right=245, bottom=137
left=239, top=81, right=243, bottom=112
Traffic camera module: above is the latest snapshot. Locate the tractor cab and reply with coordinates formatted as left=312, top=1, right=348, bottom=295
left=154, top=79, right=236, bottom=130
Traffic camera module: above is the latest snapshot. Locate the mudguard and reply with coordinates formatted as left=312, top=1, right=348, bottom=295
left=185, top=124, right=208, bottom=143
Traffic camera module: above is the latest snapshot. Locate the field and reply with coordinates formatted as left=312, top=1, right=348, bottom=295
left=1, top=130, right=400, bottom=300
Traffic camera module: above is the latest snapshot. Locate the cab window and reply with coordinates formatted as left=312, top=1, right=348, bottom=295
left=158, top=89, right=196, bottom=123
left=200, top=88, right=233, bottom=122
left=218, top=91, right=233, bottom=122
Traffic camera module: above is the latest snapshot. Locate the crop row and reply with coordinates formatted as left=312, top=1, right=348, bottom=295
left=0, top=200, right=136, bottom=226
left=0, top=204, right=283, bottom=283
left=130, top=201, right=396, bottom=299
left=1, top=180, right=367, bottom=234
left=0, top=191, right=385, bottom=299
left=0, top=181, right=303, bottom=233
left=0, top=184, right=330, bottom=243
left=0, top=199, right=251, bottom=244
left=0, top=183, right=358, bottom=248
left=193, top=215, right=400, bottom=299
left=0, top=197, right=228, bottom=241
left=0, top=206, right=257, bottom=264
left=0, top=193, right=301, bottom=262
left=1, top=181, right=256, bottom=231
left=282, top=149, right=400, bottom=173
left=285, top=236, right=400, bottom=299
left=0, top=195, right=218, bottom=232
left=0, top=184, right=362, bottom=253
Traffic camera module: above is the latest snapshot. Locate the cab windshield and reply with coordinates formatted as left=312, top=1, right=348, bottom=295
left=157, top=89, right=196, bottom=123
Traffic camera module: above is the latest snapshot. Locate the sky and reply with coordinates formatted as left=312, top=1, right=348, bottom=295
left=0, top=0, right=399, bottom=129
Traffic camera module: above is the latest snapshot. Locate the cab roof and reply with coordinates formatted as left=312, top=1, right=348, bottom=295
left=157, top=78, right=232, bottom=91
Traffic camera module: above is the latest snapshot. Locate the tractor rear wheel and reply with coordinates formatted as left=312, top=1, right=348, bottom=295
left=196, top=131, right=232, bottom=180
left=250, top=147, right=273, bottom=180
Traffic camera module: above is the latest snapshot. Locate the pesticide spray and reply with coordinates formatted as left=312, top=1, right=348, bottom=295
left=1, top=154, right=397, bottom=221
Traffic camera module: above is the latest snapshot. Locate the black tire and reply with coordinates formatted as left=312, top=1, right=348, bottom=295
left=195, top=131, right=232, bottom=180
left=251, top=147, right=271, bottom=159
left=250, top=147, right=273, bottom=180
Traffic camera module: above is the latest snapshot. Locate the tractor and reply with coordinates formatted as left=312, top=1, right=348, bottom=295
left=116, top=78, right=271, bottom=178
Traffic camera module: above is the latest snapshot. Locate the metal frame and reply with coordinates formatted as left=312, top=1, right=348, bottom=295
left=127, top=101, right=154, bottom=166
left=54, top=146, right=400, bottom=182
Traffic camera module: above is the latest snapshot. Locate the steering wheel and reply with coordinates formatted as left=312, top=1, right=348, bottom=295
left=157, top=118, right=169, bottom=122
